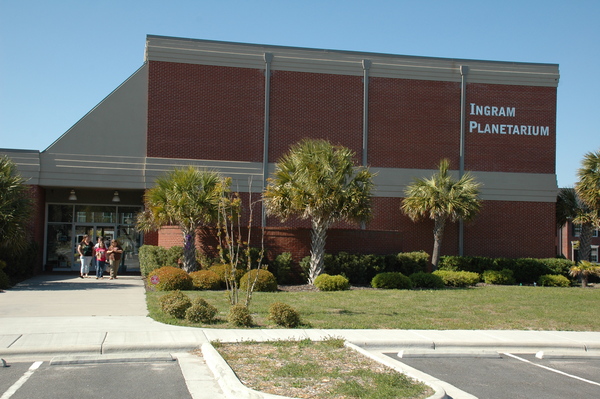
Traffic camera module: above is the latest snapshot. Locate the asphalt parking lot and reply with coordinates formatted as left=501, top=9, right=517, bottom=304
left=1, top=358, right=193, bottom=399
left=387, top=352, right=600, bottom=399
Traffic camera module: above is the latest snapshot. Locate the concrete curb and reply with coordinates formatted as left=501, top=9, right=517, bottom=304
left=202, top=342, right=292, bottom=399
left=345, top=342, right=448, bottom=399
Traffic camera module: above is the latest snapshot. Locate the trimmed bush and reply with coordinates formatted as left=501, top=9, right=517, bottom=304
left=159, top=290, right=191, bottom=318
left=228, top=304, right=253, bottom=327
left=239, top=269, right=278, bottom=292
left=410, top=272, right=445, bottom=289
left=189, top=270, right=221, bottom=290
left=540, top=258, right=574, bottom=277
left=185, top=297, right=219, bottom=323
left=483, top=269, right=516, bottom=285
left=512, top=258, right=551, bottom=284
left=139, top=245, right=168, bottom=277
left=148, top=266, right=193, bottom=291
left=371, top=272, right=413, bottom=289
left=269, top=302, right=301, bottom=328
left=209, top=263, right=244, bottom=285
left=314, top=274, right=350, bottom=291
left=166, top=246, right=184, bottom=268
left=0, top=268, right=10, bottom=290
left=396, top=251, right=429, bottom=275
left=270, top=252, right=294, bottom=285
left=433, top=270, right=480, bottom=288
left=538, top=274, right=571, bottom=287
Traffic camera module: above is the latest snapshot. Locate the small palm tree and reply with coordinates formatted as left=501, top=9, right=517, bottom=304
left=569, top=260, right=600, bottom=288
left=137, top=167, right=228, bottom=272
left=263, top=139, right=374, bottom=284
left=576, top=149, right=600, bottom=211
left=556, top=187, right=599, bottom=262
left=0, top=156, right=33, bottom=255
left=401, top=159, right=482, bottom=271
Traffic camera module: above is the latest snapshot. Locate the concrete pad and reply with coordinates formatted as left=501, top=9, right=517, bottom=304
left=0, top=275, right=147, bottom=317
left=0, top=334, right=20, bottom=348
left=176, top=352, right=227, bottom=399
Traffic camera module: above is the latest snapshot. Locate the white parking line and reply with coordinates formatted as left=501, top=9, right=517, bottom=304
left=0, top=361, right=43, bottom=399
left=502, top=353, right=600, bottom=387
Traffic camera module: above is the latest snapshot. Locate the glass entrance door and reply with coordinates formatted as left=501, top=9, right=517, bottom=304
left=73, top=225, right=116, bottom=270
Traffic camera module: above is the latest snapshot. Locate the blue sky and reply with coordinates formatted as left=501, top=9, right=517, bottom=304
left=1, top=0, right=598, bottom=188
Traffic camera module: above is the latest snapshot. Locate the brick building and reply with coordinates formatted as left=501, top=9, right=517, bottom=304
left=0, top=35, right=560, bottom=272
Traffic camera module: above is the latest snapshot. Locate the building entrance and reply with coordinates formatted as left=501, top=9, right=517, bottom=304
left=45, top=204, right=143, bottom=272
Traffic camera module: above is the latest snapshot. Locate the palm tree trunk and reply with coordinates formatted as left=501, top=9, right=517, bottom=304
left=431, top=217, right=446, bottom=272
left=309, top=218, right=330, bottom=285
left=181, top=229, right=197, bottom=273
left=578, top=222, right=593, bottom=262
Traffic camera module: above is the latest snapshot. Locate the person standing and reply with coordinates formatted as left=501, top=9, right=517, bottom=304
left=106, top=239, right=123, bottom=280
left=95, top=240, right=107, bottom=279
left=77, top=235, right=94, bottom=278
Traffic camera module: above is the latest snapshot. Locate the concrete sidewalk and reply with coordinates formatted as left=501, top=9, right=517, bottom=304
left=2, top=274, right=600, bottom=399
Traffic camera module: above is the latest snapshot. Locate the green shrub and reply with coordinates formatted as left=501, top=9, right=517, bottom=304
left=269, top=302, right=301, bottom=328
left=189, top=270, right=221, bottom=290
left=185, top=297, right=219, bottom=323
left=159, top=291, right=191, bottom=318
left=538, top=274, right=571, bottom=287
left=1, top=241, right=38, bottom=282
left=148, top=266, right=193, bottom=291
left=0, top=268, right=10, bottom=289
left=166, top=246, right=184, bottom=268
left=314, top=274, right=350, bottom=291
left=483, top=269, right=516, bottom=285
left=270, top=252, right=294, bottom=285
left=228, top=304, right=253, bottom=327
left=396, top=251, right=429, bottom=275
left=539, top=258, right=574, bottom=277
left=209, top=263, right=244, bottom=285
left=433, top=270, right=480, bottom=288
left=512, top=258, right=551, bottom=284
left=139, top=245, right=168, bottom=277
left=371, top=272, right=413, bottom=289
left=410, top=272, right=445, bottom=289
left=239, top=269, right=278, bottom=292
left=438, top=256, right=494, bottom=274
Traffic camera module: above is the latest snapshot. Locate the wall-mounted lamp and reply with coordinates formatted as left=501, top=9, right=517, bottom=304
left=112, top=191, right=121, bottom=203
left=68, top=190, right=77, bottom=201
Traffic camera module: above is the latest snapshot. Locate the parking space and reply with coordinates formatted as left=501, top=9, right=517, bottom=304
left=0, top=359, right=193, bottom=399
left=386, top=352, right=600, bottom=399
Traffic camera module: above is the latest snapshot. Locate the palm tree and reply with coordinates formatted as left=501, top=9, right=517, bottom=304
left=576, top=149, right=600, bottom=211
left=569, top=260, right=600, bottom=288
left=137, top=167, right=228, bottom=272
left=401, top=159, right=482, bottom=271
left=263, top=139, right=374, bottom=284
left=556, top=187, right=599, bottom=262
left=0, top=156, right=33, bottom=255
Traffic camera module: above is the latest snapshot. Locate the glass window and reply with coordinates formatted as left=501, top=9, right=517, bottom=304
left=48, top=205, right=73, bottom=223
left=74, top=205, right=116, bottom=223
left=46, top=224, right=74, bottom=269
left=572, top=224, right=581, bottom=237
left=592, top=246, right=599, bottom=263
left=118, top=206, right=142, bottom=225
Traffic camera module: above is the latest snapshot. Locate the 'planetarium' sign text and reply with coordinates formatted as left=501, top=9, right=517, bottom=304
left=468, top=103, right=550, bottom=136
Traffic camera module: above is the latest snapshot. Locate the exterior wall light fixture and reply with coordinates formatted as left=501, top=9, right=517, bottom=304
left=68, top=190, right=77, bottom=201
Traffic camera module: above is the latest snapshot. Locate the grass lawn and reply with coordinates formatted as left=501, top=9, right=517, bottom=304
left=147, top=285, right=600, bottom=331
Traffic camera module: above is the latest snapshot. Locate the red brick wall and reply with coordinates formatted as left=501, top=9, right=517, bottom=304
left=463, top=200, right=556, bottom=259
left=465, top=84, right=556, bottom=173
left=368, top=78, right=461, bottom=169
left=268, top=70, right=363, bottom=162
left=147, top=61, right=265, bottom=162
